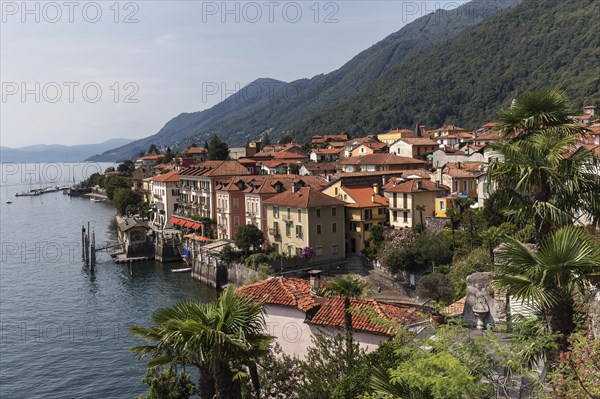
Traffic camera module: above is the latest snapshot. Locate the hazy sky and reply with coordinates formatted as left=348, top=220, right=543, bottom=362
left=1, top=1, right=466, bottom=148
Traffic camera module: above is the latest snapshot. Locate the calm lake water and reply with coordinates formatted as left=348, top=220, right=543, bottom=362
left=0, top=163, right=217, bottom=398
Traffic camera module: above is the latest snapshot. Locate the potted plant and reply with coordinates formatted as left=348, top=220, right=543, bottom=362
left=430, top=301, right=447, bottom=325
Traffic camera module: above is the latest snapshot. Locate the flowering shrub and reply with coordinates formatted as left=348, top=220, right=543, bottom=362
left=300, top=246, right=315, bottom=262
left=551, top=331, right=600, bottom=399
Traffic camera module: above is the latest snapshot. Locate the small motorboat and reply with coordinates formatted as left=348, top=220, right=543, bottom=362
left=171, top=267, right=192, bottom=273
left=6, top=199, right=13, bottom=204
left=90, top=198, right=106, bottom=203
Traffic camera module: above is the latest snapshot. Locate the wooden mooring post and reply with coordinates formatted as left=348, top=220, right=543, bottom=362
left=81, top=222, right=95, bottom=272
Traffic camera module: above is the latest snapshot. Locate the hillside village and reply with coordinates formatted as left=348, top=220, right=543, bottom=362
left=87, top=96, right=600, bottom=398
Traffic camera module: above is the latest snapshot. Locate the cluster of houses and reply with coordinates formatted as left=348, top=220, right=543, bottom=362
left=134, top=106, right=599, bottom=264
left=123, top=106, right=599, bottom=354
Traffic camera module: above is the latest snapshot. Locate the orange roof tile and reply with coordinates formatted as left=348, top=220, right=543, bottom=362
left=340, top=153, right=426, bottom=166
left=395, top=138, right=438, bottom=146
left=138, top=155, right=163, bottom=161
left=441, top=296, right=466, bottom=316
left=309, top=296, right=426, bottom=335
left=184, top=146, right=207, bottom=155
left=263, top=186, right=344, bottom=208
left=340, top=185, right=389, bottom=208
left=149, top=170, right=180, bottom=183
left=237, top=277, right=319, bottom=312
left=385, top=179, right=449, bottom=193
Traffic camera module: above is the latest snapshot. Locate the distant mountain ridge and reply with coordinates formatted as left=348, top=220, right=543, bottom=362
left=1, top=139, right=135, bottom=163
left=88, top=0, right=521, bottom=161
left=297, top=0, right=600, bottom=135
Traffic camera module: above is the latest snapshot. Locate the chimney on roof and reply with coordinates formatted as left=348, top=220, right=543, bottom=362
left=308, top=270, right=322, bottom=291
left=373, top=183, right=379, bottom=195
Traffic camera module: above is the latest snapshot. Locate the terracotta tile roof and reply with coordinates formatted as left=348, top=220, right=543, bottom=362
left=255, top=144, right=305, bottom=158
left=179, top=161, right=250, bottom=178
left=481, top=122, right=498, bottom=128
left=309, top=296, right=426, bottom=335
left=237, top=277, right=319, bottom=312
left=435, top=125, right=466, bottom=132
left=184, top=146, right=207, bottom=155
left=149, top=170, right=180, bottom=183
left=394, top=138, right=438, bottom=146
left=331, top=169, right=431, bottom=181
left=340, top=153, right=426, bottom=166
left=311, top=148, right=344, bottom=155
left=446, top=168, right=478, bottom=178
left=138, top=155, right=163, bottom=161
left=302, top=162, right=340, bottom=172
left=443, top=132, right=473, bottom=139
left=323, top=134, right=349, bottom=141
left=441, top=296, right=466, bottom=317
left=240, top=175, right=329, bottom=195
left=358, top=141, right=388, bottom=151
left=340, top=185, right=389, bottom=208
left=385, top=179, right=449, bottom=193
left=475, top=131, right=500, bottom=141
left=327, top=142, right=346, bottom=148
left=446, top=162, right=484, bottom=171
left=261, top=160, right=285, bottom=168
left=273, top=150, right=308, bottom=160
left=263, top=186, right=344, bottom=208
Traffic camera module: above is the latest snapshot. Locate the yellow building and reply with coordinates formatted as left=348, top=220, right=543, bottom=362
left=383, top=179, right=449, bottom=228
left=435, top=196, right=459, bottom=218
left=440, top=167, right=478, bottom=198
left=322, top=182, right=388, bottom=253
left=377, top=129, right=415, bottom=144
left=263, top=187, right=345, bottom=261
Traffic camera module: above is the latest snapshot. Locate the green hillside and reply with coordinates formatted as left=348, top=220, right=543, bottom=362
left=296, top=0, right=600, bottom=136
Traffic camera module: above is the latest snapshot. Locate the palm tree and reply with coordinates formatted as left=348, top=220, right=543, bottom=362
left=130, top=287, right=273, bottom=399
left=321, top=273, right=370, bottom=367
left=495, top=88, right=585, bottom=141
left=415, top=204, right=426, bottom=227
left=488, top=130, right=600, bottom=243
left=493, top=226, right=600, bottom=346
left=489, top=90, right=600, bottom=243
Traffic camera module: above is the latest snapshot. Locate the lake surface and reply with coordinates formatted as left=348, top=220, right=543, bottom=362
left=0, top=163, right=217, bottom=398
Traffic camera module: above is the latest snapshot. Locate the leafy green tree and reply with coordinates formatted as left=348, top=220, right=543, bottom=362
left=235, top=224, right=264, bottom=255
left=148, top=144, right=160, bottom=155
left=278, top=134, right=293, bottom=144
left=321, top=274, right=371, bottom=367
left=129, top=287, right=273, bottom=399
left=493, top=226, right=600, bottom=344
left=415, top=272, right=454, bottom=305
left=207, top=134, right=229, bottom=161
left=104, top=166, right=115, bottom=173
left=288, top=163, right=300, bottom=175
left=113, top=188, right=143, bottom=216
left=104, top=175, right=131, bottom=200
left=448, top=248, right=493, bottom=298
left=117, top=160, right=135, bottom=176
left=137, top=368, right=196, bottom=399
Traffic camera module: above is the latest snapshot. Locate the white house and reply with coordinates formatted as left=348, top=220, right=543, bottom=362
left=237, top=276, right=427, bottom=358
left=147, top=170, right=180, bottom=229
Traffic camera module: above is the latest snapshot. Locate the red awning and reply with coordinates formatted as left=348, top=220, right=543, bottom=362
left=191, top=223, right=202, bottom=230
left=183, top=221, right=194, bottom=228
left=169, top=217, right=181, bottom=225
